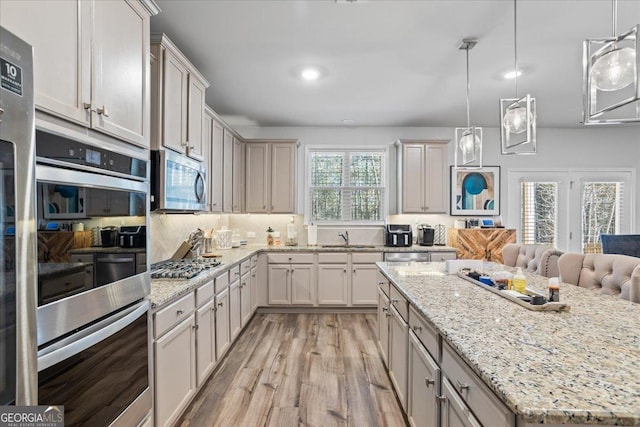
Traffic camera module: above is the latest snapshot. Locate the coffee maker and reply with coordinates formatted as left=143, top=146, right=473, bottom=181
left=417, top=224, right=434, bottom=246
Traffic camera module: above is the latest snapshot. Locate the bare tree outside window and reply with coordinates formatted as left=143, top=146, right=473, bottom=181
left=582, top=182, right=621, bottom=253
left=521, top=182, right=557, bottom=246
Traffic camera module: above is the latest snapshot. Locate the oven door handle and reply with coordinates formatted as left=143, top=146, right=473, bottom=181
left=37, top=300, right=149, bottom=372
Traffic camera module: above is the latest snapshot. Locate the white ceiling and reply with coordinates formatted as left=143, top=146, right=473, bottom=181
left=150, top=0, right=640, bottom=129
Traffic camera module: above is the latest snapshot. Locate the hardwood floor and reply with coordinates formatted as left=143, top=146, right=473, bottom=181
left=177, top=313, right=407, bottom=427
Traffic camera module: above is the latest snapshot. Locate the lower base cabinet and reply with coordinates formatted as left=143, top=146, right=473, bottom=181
left=388, top=304, right=408, bottom=411
left=229, top=278, right=241, bottom=340
left=317, top=264, right=348, bottom=305
left=377, top=286, right=390, bottom=365
left=154, top=315, right=196, bottom=427
left=440, top=377, right=481, bottom=427
left=408, top=331, right=440, bottom=427
left=215, top=286, right=231, bottom=360
left=240, top=272, right=252, bottom=326
left=195, top=299, right=216, bottom=387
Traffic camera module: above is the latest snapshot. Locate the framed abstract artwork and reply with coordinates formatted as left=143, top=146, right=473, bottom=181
left=450, top=166, right=500, bottom=216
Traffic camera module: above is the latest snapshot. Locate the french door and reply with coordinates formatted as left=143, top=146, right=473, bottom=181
left=507, top=169, right=635, bottom=253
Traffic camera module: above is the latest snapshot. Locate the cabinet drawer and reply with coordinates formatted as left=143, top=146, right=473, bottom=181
left=154, top=292, right=195, bottom=339
left=229, top=265, right=241, bottom=283
left=378, top=277, right=390, bottom=297
left=431, top=251, right=457, bottom=262
left=215, top=271, right=229, bottom=294
left=351, top=252, right=383, bottom=263
left=70, top=253, right=94, bottom=264
left=251, top=255, right=258, bottom=268
left=196, top=280, right=214, bottom=307
left=318, top=253, right=348, bottom=264
left=442, top=342, right=515, bottom=427
left=240, top=259, right=251, bottom=275
left=409, top=305, right=439, bottom=361
left=389, top=284, right=408, bottom=322
left=39, top=268, right=93, bottom=304
left=267, top=253, right=314, bottom=264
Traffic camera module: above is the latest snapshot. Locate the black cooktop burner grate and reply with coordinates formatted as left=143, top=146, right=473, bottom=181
left=150, top=258, right=222, bottom=279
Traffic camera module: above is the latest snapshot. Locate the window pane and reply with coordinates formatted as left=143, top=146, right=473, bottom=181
left=582, top=182, right=621, bottom=254
left=311, top=153, right=343, bottom=186
left=351, top=189, right=382, bottom=221
left=521, top=182, right=557, bottom=245
left=311, top=189, right=341, bottom=221
left=350, top=153, right=382, bottom=186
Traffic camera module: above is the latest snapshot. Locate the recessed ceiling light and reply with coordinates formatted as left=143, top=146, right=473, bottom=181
left=301, top=67, right=322, bottom=81
left=504, top=69, right=523, bottom=79
left=342, top=119, right=355, bottom=125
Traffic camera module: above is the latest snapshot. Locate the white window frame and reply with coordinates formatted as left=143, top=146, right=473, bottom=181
left=507, top=168, right=636, bottom=252
left=304, top=145, right=390, bottom=225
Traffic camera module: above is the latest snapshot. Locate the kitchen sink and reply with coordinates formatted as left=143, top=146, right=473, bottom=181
left=320, top=244, right=377, bottom=249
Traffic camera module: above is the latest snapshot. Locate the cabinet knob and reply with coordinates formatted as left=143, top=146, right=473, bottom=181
left=425, top=378, right=435, bottom=387
left=218, top=302, right=223, bottom=307
left=353, top=269, right=356, bottom=274
left=391, top=298, right=399, bottom=304
left=190, top=145, right=195, bottom=150
left=456, top=380, right=470, bottom=391
left=343, top=268, right=347, bottom=273
left=436, top=396, right=447, bottom=403
left=382, top=307, right=388, bottom=312
left=378, top=281, right=385, bottom=286
left=385, top=312, right=392, bottom=317
left=177, top=309, right=184, bottom=315
left=412, top=325, right=422, bottom=332
left=96, top=105, right=109, bottom=117
left=83, top=102, right=91, bottom=110
left=192, top=325, right=198, bottom=330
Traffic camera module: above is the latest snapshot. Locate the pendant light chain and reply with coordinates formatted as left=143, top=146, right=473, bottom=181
left=465, top=46, right=471, bottom=128
left=513, top=0, right=519, bottom=99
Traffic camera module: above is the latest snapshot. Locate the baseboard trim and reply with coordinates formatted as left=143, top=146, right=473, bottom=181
left=256, top=306, right=376, bottom=314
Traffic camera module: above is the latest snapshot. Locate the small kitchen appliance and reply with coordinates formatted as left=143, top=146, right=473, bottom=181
left=384, top=224, right=413, bottom=247
left=434, top=224, right=447, bottom=246
left=417, top=224, right=435, bottom=246
left=119, top=225, right=146, bottom=248
left=100, top=226, right=119, bottom=247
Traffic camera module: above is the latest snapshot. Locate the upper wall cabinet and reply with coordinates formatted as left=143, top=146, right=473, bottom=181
left=0, top=0, right=158, bottom=148
left=398, top=140, right=449, bottom=214
left=245, top=140, right=297, bottom=214
left=204, top=107, right=224, bottom=213
left=150, top=34, right=210, bottom=160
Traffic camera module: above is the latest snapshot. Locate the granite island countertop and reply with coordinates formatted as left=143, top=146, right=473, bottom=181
left=150, top=244, right=456, bottom=309
left=376, top=261, right=640, bottom=426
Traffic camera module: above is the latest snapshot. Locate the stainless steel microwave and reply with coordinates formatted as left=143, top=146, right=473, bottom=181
left=151, top=149, right=207, bottom=211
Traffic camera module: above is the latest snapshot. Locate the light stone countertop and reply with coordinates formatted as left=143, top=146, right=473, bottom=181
left=376, top=261, right=640, bottom=426
left=149, top=244, right=456, bottom=309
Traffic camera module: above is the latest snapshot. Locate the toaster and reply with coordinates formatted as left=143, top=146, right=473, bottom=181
left=384, top=224, right=412, bottom=247
left=119, top=225, right=146, bottom=248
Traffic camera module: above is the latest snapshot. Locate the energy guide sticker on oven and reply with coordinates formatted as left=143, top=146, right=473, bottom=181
left=0, top=57, right=23, bottom=96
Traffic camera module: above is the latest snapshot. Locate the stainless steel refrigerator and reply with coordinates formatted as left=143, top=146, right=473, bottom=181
left=0, top=26, right=38, bottom=406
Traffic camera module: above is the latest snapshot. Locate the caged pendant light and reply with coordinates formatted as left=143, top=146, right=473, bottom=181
left=583, top=0, right=639, bottom=124
left=454, top=38, right=482, bottom=169
left=500, top=0, right=536, bottom=155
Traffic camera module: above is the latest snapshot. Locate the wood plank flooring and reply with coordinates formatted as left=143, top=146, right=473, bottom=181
left=177, top=313, right=407, bottom=427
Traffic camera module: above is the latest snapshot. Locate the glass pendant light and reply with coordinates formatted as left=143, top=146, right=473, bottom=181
left=500, top=0, right=536, bottom=155
left=583, top=0, right=639, bottom=124
left=454, top=38, right=482, bottom=169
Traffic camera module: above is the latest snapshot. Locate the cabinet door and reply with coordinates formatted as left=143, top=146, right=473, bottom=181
left=92, top=0, right=150, bottom=147
left=424, top=144, right=447, bottom=213
left=195, top=300, right=215, bottom=387
left=317, top=264, right=348, bottom=305
left=377, top=287, right=390, bottom=366
left=222, top=128, right=234, bottom=212
left=229, top=278, right=241, bottom=341
left=0, top=0, right=91, bottom=126
left=186, top=75, right=206, bottom=160
left=209, top=119, right=224, bottom=212
left=389, top=305, right=409, bottom=411
left=245, top=143, right=269, bottom=213
left=271, top=142, right=296, bottom=213
left=351, top=264, right=379, bottom=305
left=232, top=137, right=244, bottom=212
left=215, top=288, right=230, bottom=360
left=162, top=48, right=189, bottom=154
left=240, top=273, right=252, bottom=327
left=402, top=144, right=425, bottom=213
left=441, top=377, right=482, bottom=427
left=408, top=332, right=440, bottom=427
left=250, top=266, right=258, bottom=312
left=154, top=316, right=196, bottom=427
left=268, top=265, right=290, bottom=305
left=86, top=188, right=110, bottom=216
left=291, top=264, right=314, bottom=305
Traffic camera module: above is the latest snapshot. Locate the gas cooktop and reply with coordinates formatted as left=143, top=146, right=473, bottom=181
left=150, top=258, right=222, bottom=279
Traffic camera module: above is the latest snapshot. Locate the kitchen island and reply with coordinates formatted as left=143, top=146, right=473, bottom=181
left=376, top=261, right=640, bottom=426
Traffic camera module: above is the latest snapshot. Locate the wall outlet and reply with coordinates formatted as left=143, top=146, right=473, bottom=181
left=247, top=231, right=256, bottom=238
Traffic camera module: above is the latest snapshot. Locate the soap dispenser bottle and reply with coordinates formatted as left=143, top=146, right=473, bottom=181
left=513, top=267, right=527, bottom=294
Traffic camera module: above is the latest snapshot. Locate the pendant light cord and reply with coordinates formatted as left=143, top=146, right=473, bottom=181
left=466, top=46, right=471, bottom=128
left=612, top=0, right=617, bottom=36
left=513, top=0, right=519, bottom=98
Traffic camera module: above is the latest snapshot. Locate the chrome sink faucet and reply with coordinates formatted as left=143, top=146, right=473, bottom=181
left=338, top=231, right=349, bottom=245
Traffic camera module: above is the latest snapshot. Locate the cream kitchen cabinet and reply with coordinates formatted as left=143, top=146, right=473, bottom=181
left=153, top=293, right=197, bottom=427
left=229, top=266, right=242, bottom=341
left=215, top=286, right=231, bottom=360
left=388, top=285, right=409, bottom=411
left=232, top=136, right=245, bottom=213
left=351, top=253, right=383, bottom=305
left=250, top=256, right=259, bottom=312
left=408, top=331, right=440, bottom=427
left=222, top=128, right=234, bottom=212
left=205, top=108, right=224, bottom=212
left=267, top=253, right=315, bottom=305
left=150, top=34, right=210, bottom=158
left=317, top=264, right=349, bottom=305
left=240, top=261, right=252, bottom=326
left=0, top=0, right=156, bottom=147
left=377, top=285, right=391, bottom=366
left=399, top=140, right=448, bottom=214
left=195, top=298, right=215, bottom=388
left=244, top=140, right=297, bottom=214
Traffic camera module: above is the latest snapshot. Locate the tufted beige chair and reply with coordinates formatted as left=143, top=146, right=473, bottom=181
left=502, top=243, right=563, bottom=277
left=557, top=253, right=640, bottom=303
